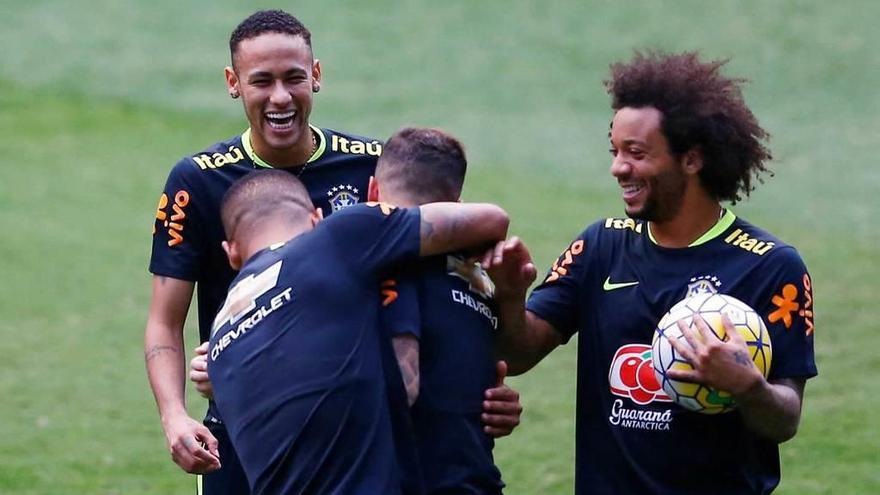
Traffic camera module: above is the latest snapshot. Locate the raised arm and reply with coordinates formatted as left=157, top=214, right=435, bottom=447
left=484, top=237, right=565, bottom=375
left=417, top=202, right=509, bottom=257
left=144, top=275, right=220, bottom=473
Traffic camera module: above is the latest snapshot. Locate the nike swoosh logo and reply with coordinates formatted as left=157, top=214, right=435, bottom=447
left=603, top=276, right=639, bottom=291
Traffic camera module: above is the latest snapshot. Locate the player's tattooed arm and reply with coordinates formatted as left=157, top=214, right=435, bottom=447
left=419, top=216, right=436, bottom=242
left=417, top=202, right=509, bottom=257
left=145, top=275, right=194, bottom=418
left=145, top=344, right=180, bottom=362
left=144, top=276, right=219, bottom=473
left=392, top=334, right=420, bottom=406
left=734, top=377, right=806, bottom=444
left=667, top=315, right=805, bottom=443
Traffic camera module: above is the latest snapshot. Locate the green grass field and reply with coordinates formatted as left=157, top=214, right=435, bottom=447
left=1, top=1, right=878, bottom=493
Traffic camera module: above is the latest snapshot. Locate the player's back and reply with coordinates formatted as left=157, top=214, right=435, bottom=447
left=385, top=255, right=504, bottom=494
left=209, top=203, right=421, bottom=495
left=151, top=126, right=382, bottom=346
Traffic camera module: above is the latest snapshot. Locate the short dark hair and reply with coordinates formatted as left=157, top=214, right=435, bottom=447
left=221, top=170, right=313, bottom=242
left=229, top=10, right=312, bottom=66
left=605, top=50, right=772, bottom=203
left=376, top=127, right=468, bottom=203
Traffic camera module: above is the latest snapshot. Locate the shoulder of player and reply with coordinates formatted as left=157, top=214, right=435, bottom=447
left=720, top=216, right=799, bottom=259
left=174, top=135, right=252, bottom=176
left=317, top=127, right=383, bottom=159
left=590, top=217, right=645, bottom=242
left=335, top=201, right=406, bottom=218
left=542, top=218, right=623, bottom=263
left=314, top=203, right=414, bottom=242
left=237, top=244, right=288, bottom=278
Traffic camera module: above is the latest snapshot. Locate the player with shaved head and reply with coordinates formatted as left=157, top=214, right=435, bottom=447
left=208, top=168, right=510, bottom=494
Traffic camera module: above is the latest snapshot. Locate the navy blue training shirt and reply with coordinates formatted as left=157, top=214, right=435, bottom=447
left=527, top=211, right=817, bottom=495
left=383, top=254, right=505, bottom=494
left=149, top=126, right=381, bottom=422
left=208, top=202, right=421, bottom=495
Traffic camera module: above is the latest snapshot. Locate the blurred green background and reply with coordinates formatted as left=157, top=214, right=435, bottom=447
left=1, top=1, right=877, bottom=493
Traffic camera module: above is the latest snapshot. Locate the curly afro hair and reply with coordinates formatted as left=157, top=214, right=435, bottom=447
left=605, top=51, right=772, bottom=203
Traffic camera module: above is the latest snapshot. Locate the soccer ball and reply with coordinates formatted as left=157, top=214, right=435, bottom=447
left=651, top=293, right=772, bottom=414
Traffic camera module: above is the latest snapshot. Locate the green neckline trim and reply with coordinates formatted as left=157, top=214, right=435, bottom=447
left=240, top=125, right=325, bottom=168
left=241, top=128, right=271, bottom=168
left=647, top=209, right=737, bottom=247
left=308, top=126, right=326, bottom=163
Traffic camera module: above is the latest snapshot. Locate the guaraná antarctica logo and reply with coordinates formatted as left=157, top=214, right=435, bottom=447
left=608, top=344, right=674, bottom=431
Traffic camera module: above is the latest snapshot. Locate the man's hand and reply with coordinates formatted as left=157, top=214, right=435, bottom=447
left=665, top=314, right=764, bottom=396
left=162, top=413, right=221, bottom=474
left=666, top=313, right=805, bottom=442
left=190, top=342, right=213, bottom=400
left=481, top=361, right=523, bottom=438
left=482, top=237, right=537, bottom=301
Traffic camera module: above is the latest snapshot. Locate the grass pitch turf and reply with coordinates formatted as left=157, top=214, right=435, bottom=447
left=1, top=1, right=878, bottom=493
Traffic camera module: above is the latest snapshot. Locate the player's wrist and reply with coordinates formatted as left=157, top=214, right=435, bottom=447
left=731, top=372, right=768, bottom=403
left=159, top=406, right=191, bottom=427
left=493, top=287, right=528, bottom=305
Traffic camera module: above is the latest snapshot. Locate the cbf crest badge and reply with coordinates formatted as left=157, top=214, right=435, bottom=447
left=686, top=275, right=722, bottom=297
left=326, top=184, right=360, bottom=212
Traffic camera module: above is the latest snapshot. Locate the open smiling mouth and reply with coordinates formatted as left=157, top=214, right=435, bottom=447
left=265, top=111, right=296, bottom=130
left=621, top=183, right=644, bottom=199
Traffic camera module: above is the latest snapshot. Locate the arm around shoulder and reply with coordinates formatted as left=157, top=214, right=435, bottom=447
left=418, top=202, right=509, bottom=257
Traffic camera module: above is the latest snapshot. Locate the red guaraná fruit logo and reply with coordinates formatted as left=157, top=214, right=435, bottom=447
left=608, top=344, right=672, bottom=405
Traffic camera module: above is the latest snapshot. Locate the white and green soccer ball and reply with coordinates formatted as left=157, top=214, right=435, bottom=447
left=652, top=293, right=773, bottom=414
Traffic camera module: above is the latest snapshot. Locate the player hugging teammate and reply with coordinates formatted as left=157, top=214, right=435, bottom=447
left=146, top=9, right=520, bottom=495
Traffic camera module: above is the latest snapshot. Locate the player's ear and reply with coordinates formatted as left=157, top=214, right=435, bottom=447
left=682, top=147, right=703, bottom=175
left=367, top=175, right=380, bottom=202
left=222, top=240, right=242, bottom=271
left=311, top=59, right=322, bottom=93
left=310, top=208, right=323, bottom=227
left=224, top=66, right=240, bottom=99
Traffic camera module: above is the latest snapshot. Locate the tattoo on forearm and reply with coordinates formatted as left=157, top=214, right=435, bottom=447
left=145, top=344, right=180, bottom=362
left=420, top=218, right=435, bottom=241
left=733, top=350, right=752, bottom=367
left=400, top=359, right=419, bottom=406
left=393, top=337, right=420, bottom=406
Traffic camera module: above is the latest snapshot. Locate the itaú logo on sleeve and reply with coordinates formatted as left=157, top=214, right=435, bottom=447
left=608, top=344, right=672, bottom=405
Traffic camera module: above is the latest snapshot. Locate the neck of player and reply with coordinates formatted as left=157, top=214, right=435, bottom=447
left=253, top=128, right=315, bottom=169
left=240, top=222, right=311, bottom=265
left=649, top=187, right=723, bottom=249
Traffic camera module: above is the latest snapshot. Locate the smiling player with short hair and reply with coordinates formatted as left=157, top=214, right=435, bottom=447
left=145, top=9, right=384, bottom=494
